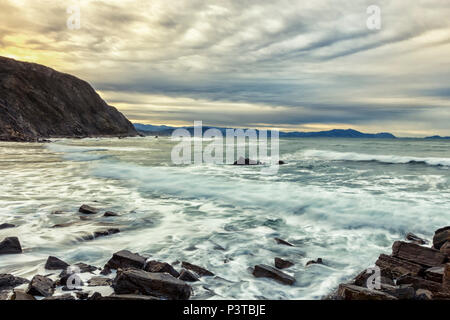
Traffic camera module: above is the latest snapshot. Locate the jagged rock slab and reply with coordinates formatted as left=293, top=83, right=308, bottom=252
left=0, top=274, right=29, bottom=291
left=392, top=241, right=446, bottom=267
left=26, top=275, right=55, bottom=297
left=112, top=268, right=192, bottom=300
left=45, top=256, right=70, bottom=270
left=252, top=264, right=295, bottom=285
left=181, top=261, right=214, bottom=277
left=105, top=250, right=147, bottom=270
left=144, top=261, right=180, bottom=278
left=0, top=237, right=22, bottom=255
left=375, top=254, right=424, bottom=277
left=274, top=257, right=294, bottom=269
left=337, top=284, right=397, bottom=300
left=0, top=56, right=137, bottom=141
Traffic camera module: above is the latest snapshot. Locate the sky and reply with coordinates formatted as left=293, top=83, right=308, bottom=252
left=1, top=0, right=449, bottom=137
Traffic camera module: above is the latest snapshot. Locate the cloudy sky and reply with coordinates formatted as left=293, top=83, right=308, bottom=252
left=1, top=0, right=449, bottom=136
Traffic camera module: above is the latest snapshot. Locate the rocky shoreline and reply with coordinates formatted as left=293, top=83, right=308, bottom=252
left=1, top=206, right=449, bottom=300
left=328, top=227, right=450, bottom=300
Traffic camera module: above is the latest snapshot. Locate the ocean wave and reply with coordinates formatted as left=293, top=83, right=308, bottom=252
left=300, top=150, right=450, bottom=167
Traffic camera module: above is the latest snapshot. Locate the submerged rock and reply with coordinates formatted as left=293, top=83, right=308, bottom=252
left=178, top=269, right=200, bottom=282
left=274, top=237, right=294, bottom=247
left=79, top=205, right=100, bottom=215
left=104, top=211, right=119, bottom=217
left=105, top=250, right=147, bottom=270
left=306, top=258, right=323, bottom=266
left=0, top=223, right=15, bottom=230
left=144, top=261, right=180, bottom=278
left=233, top=157, right=262, bottom=165
left=181, top=262, right=214, bottom=277
left=112, top=268, right=192, bottom=300
left=26, top=275, right=55, bottom=297
left=45, top=256, right=70, bottom=270
left=0, top=237, right=22, bottom=255
left=274, top=257, right=294, bottom=269
left=0, top=274, right=29, bottom=291
left=252, top=264, right=295, bottom=285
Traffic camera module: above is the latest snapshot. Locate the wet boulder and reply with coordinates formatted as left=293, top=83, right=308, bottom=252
left=144, top=261, right=180, bottom=278
left=83, top=228, right=120, bottom=241
left=274, top=257, right=294, bottom=269
left=0, top=223, right=15, bottom=230
left=181, top=262, right=214, bottom=277
left=0, top=274, right=29, bottom=291
left=178, top=269, right=199, bottom=282
left=0, top=237, right=22, bottom=255
left=392, top=241, right=446, bottom=267
left=45, top=256, right=70, bottom=270
left=252, top=264, right=295, bottom=285
left=105, top=250, right=147, bottom=270
left=112, top=268, right=192, bottom=300
left=26, top=275, right=55, bottom=297
left=79, top=205, right=100, bottom=214
left=433, top=226, right=450, bottom=250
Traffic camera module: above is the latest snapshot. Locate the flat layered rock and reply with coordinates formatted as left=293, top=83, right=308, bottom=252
left=181, top=262, right=214, bottom=277
left=26, top=275, right=55, bottom=297
left=337, top=284, right=397, bottom=300
left=45, top=256, right=70, bottom=270
left=392, top=241, right=446, bottom=267
left=112, top=268, right=192, bottom=300
left=0, top=223, right=15, bottom=230
left=425, top=266, right=445, bottom=283
left=144, top=261, right=180, bottom=278
left=79, top=205, right=100, bottom=214
left=105, top=250, right=147, bottom=270
left=353, top=268, right=395, bottom=287
left=375, top=254, right=424, bottom=277
left=433, top=226, right=450, bottom=250
left=0, top=237, right=22, bottom=255
left=396, top=275, right=443, bottom=293
left=252, top=264, right=296, bottom=285
left=0, top=274, right=29, bottom=291
left=88, top=277, right=113, bottom=287
left=178, top=269, right=199, bottom=282
left=274, top=257, right=294, bottom=269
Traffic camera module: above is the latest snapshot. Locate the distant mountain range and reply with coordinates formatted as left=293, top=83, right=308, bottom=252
left=134, top=123, right=397, bottom=139
left=425, top=135, right=450, bottom=139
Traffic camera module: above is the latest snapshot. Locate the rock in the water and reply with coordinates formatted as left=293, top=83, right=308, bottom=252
left=181, top=262, right=214, bottom=277
left=26, top=275, right=55, bottom=297
left=79, top=205, right=100, bottom=214
left=392, top=241, right=446, bottom=267
left=83, top=228, right=120, bottom=240
left=274, top=238, right=294, bottom=247
left=233, top=157, right=262, bottom=165
left=0, top=56, right=138, bottom=142
left=0, top=274, right=29, bottom=291
left=274, top=257, right=294, bottom=269
left=43, top=294, right=75, bottom=300
left=375, top=254, right=424, bottom=277
left=112, top=268, right=192, bottom=300
left=11, top=290, right=36, bottom=300
left=0, top=237, right=22, bottom=255
left=104, top=211, right=119, bottom=217
left=105, top=250, right=147, bottom=270
left=337, top=284, right=397, bottom=300
left=178, top=269, right=199, bottom=282
left=88, top=277, right=113, bottom=287
left=0, top=223, right=15, bottom=230
left=88, top=292, right=103, bottom=300
left=51, top=211, right=66, bottom=215
left=45, top=256, right=70, bottom=270
left=144, top=261, right=180, bottom=278
left=406, top=232, right=428, bottom=245
left=433, top=226, right=450, bottom=250
left=75, top=291, right=89, bottom=300
left=252, top=264, right=295, bottom=285
left=306, top=258, right=323, bottom=266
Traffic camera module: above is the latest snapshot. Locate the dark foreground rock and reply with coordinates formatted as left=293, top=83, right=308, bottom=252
left=0, top=56, right=138, bottom=142
left=433, top=227, right=450, bottom=250
left=274, top=257, right=294, bottom=269
left=105, top=250, right=147, bottom=270
left=337, top=284, right=397, bottom=300
left=178, top=269, right=199, bottom=282
left=392, top=241, right=446, bottom=267
left=112, top=268, right=192, bottom=300
left=79, top=205, right=100, bottom=214
left=181, top=262, right=214, bottom=277
left=88, top=277, right=113, bottom=287
left=144, top=261, right=180, bottom=278
left=252, top=264, right=296, bottom=285
left=0, top=274, right=29, bottom=291
left=0, top=223, right=15, bottom=230
left=27, top=275, right=55, bottom=297
left=0, top=237, right=22, bottom=255
left=45, top=256, right=70, bottom=270
left=11, top=290, right=36, bottom=300
left=83, top=228, right=120, bottom=240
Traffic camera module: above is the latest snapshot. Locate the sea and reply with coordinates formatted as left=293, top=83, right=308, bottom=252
left=0, top=136, right=449, bottom=299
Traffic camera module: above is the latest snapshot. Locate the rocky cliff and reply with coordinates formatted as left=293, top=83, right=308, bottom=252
left=0, top=56, right=137, bottom=141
